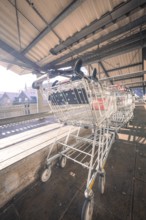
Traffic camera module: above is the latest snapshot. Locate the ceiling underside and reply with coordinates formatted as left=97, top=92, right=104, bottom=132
left=0, top=0, right=146, bottom=88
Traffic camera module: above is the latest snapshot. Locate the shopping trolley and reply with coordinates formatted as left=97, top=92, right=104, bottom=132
left=109, top=85, right=135, bottom=134
left=33, top=65, right=117, bottom=220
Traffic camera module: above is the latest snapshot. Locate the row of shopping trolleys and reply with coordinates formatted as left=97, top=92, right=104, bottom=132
left=37, top=77, right=135, bottom=220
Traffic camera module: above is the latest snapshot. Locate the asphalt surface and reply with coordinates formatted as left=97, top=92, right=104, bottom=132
left=0, top=116, right=56, bottom=139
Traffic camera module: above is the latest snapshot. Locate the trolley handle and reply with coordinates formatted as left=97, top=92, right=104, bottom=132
left=74, top=59, right=102, bottom=86
left=74, top=59, right=87, bottom=80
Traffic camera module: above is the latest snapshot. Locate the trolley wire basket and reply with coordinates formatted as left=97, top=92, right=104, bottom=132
left=48, top=79, right=117, bottom=128
left=110, top=85, right=135, bottom=131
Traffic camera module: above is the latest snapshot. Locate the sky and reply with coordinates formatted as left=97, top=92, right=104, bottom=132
left=0, top=66, right=37, bottom=93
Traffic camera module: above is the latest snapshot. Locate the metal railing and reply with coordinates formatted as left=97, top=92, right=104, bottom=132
left=0, top=104, right=49, bottom=119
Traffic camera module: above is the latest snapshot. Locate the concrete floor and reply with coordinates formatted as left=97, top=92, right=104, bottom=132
left=0, top=105, right=146, bottom=220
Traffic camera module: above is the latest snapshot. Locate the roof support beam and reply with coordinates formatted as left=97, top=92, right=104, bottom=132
left=15, top=0, right=22, bottom=50
left=115, top=76, right=143, bottom=82
left=55, top=30, right=146, bottom=69
left=50, top=0, right=146, bottom=55
left=0, top=40, right=41, bottom=71
left=124, top=81, right=146, bottom=87
left=130, top=85, right=145, bottom=89
left=44, top=16, right=146, bottom=69
left=120, top=83, right=144, bottom=87
left=98, top=61, right=113, bottom=84
left=104, top=62, right=142, bottom=73
left=100, top=71, right=146, bottom=82
left=0, top=58, right=32, bottom=69
left=25, top=0, right=62, bottom=42
left=86, top=43, right=146, bottom=67
left=22, top=0, right=85, bottom=54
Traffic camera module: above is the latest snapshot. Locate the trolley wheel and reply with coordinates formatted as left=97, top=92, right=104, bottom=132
left=115, top=133, right=119, bottom=140
left=129, top=118, right=133, bottom=123
left=59, top=156, right=67, bottom=168
left=41, top=167, right=52, bottom=182
left=81, top=198, right=94, bottom=220
left=125, top=122, right=129, bottom=128
left=98, top=173, right=106, bottom=194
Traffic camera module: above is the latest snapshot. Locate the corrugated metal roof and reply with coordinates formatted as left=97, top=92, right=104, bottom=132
left=102, top=49, right=142, bottom=71
left=0, top=0, right=145, bottom=87
left=109, top=65, right=142, bottom=77
left=33, top=0, right=72, bottom=24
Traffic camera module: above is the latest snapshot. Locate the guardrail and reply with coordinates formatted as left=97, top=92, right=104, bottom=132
left=0, top=111, right=52, bottom=126
left=0, top=104, right=49, bottom=119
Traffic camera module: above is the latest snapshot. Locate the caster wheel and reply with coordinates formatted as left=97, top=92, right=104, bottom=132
left=124, top=122, right=129, bottom=128
left=81, top=198, right=94, bottom=220
left=115, top=133, right=119, bottom=140
left=41, top=167, right=52, bottom=182
left=59, top=156, right=67, bottom=168
left=98, top=172, right=106, bottom=194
